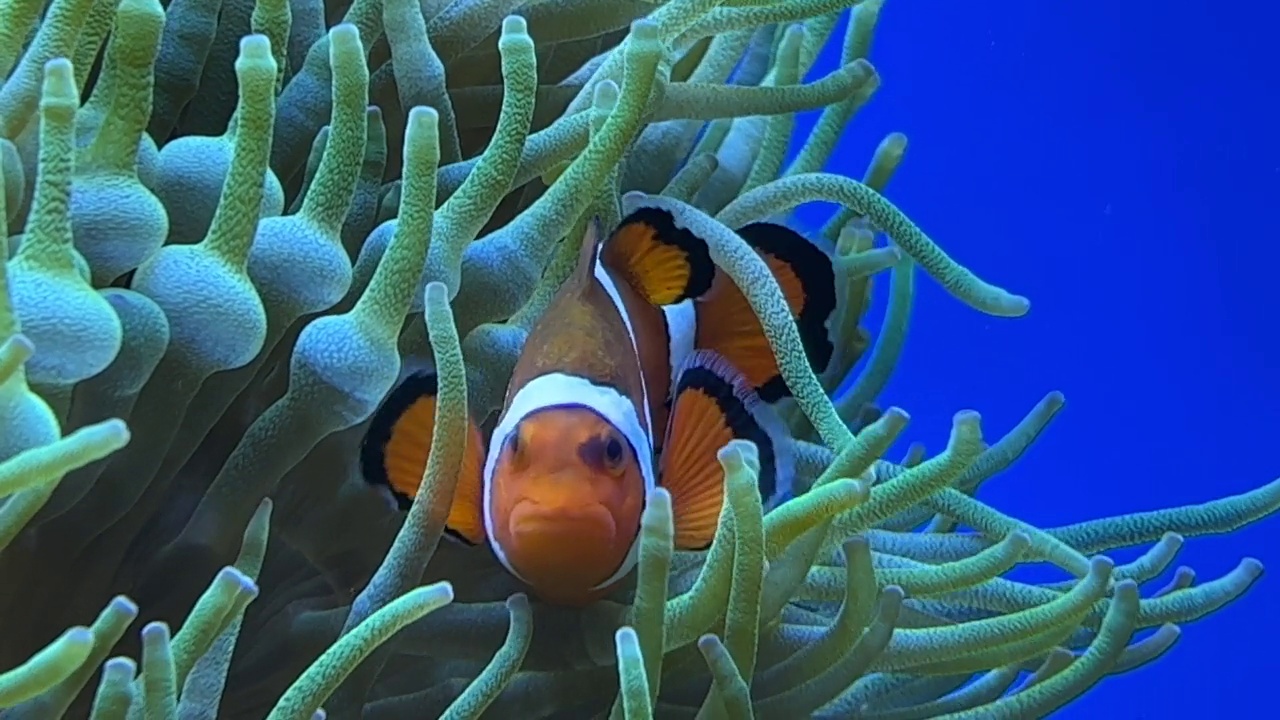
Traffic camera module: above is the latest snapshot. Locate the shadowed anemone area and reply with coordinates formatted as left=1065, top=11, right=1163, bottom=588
left=0, top=0, right=1276, bottom=718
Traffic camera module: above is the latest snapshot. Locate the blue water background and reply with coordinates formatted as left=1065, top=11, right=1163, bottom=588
left=790, top=2, right=1279, bottom=716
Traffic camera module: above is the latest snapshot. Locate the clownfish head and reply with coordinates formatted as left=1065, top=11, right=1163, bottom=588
left=484, top=405, right=647, bottom=606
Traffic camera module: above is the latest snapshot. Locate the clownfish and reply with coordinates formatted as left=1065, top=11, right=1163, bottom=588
left=359, top=203, right=838, bottom=606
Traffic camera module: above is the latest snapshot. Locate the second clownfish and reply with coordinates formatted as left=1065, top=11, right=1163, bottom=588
left=360, top=202, right=838, bottom=606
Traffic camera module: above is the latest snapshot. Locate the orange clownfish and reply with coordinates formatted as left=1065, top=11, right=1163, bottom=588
left=359, top=203, right=838, bottom=606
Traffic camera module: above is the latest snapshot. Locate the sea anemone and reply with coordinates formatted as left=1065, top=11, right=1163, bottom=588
left=0, top=0, right=1275, bottom=718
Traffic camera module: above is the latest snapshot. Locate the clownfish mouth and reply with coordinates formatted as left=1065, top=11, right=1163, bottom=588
left=508, top=500, right=617, bottom=545
left=504, top=500, right=622, bottom=594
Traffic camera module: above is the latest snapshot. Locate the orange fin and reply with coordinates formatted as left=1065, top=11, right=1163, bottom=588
left=360, top=372, right=487, bottom=545
left=659, top=350, right=794, bottom=550
left=695, top=222, right=836, bottom=402
left=601, top=206, right=716, bottom=306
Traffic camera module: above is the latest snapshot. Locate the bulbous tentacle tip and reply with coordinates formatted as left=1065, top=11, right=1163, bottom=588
left=629, top=18, right=660, bottom=43
left=214, top=564, right=258, bottom=595
left=40, top=59, right=77, bottom=108
left=593, top=80, right=620, bottom=110
left=328, top=23, right=363, bottom=52
left=505, top=592, right=530, bottom=613
left=501, top=15, right=529, bottom=36
left=239, top=34, right=276, bottom=66
left=407, top=105, right=440, bottom=131
left=1090, top=555, right=1118, bottom=575
left=424, top=280, right=449, bottom=306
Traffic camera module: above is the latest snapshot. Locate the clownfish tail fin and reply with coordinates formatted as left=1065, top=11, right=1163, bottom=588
left=695, top=222, right=837, bottom=403
left=658, top=350, right=794, bottom=551
left=359, top=371, right=487, bottom=545
left=601, top=206, right=717, bottom=306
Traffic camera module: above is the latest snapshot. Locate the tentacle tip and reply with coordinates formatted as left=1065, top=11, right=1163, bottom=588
left=1240, top=557, right=1265, bottom=578
left=425, top=580, right=456, bottom=604
left=239, top=34, right=273, bottom=60
left=501, top=15, right=529, bottom=37
left=109, top=594, right=141, bottom=617
left=1090, top=555, right=1117, bottom=575
left=1002, top=295, right=1032, bottom=317
left=254, top=496, right=274, bottom=517
left=620, top=190, right=647, bottom=213
left=103, top=656, right=137, bottom=677
left=592, top=80, right=620, bottom=110
left=883, top=131, right=909, bottom=148
left=92, top=418, right=132, bottom=446
left=65, top=626, right=95, bottom=646
left=841, top=534, right=870, bottom=556
left=615, top=625, right=640, bottom=649
left=882, top=406, right=910, bottom=423
left=216, top=565, right=256, bottom=592
left=140, top=620, right=171, bottom=641
left=41, top=58, right=76, bottom=98
left=1113, top=578, right=1140, bottom=594
left=717, top=439, right=759, bottom=471
left=845, top=57, right=876, bottom=77
left=244, top=579, right=263, bottom=602
left=628, top=18, right=660, bottom=44
left=1007, top=530, right=1032, bottom=549
left=328, top=23, right=362, bottom=52
left=423, top=280, right=449, bottom=306
left=881, top=584, right=906, bottom=602
left=506, top=593, right=530, bottom=612
left=43, top=57, right=73, bottom=77
left=407, top=105, right=440, bottom=136
left=645, top=487, right=673, bottom=513
left=951, top=410, right=983, bottom=441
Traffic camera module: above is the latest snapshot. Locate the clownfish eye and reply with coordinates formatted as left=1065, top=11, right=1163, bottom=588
left=604, top=436, right=625, bottom=468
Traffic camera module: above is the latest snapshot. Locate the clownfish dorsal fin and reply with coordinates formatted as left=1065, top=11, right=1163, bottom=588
left=658, top=350, right=793, bottom=550
left=601, top=206, right=717, bottom=307
left=568, top=216, right=606, bottom=293
left=695, top=221, right=837, bottom=403
left=359, top=371, right=487, bottom=544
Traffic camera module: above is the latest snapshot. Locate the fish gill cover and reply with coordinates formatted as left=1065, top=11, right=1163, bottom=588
left=0, top=0, right=1274, bottom=718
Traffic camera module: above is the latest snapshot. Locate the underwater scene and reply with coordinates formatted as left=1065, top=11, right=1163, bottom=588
left=0, top=0, right=1275, bottom=718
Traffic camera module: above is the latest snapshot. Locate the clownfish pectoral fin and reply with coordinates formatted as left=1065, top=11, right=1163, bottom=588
left=601, top=206, right=717, bottom=306
left=359, top=371, right=487, bottom=545
left=658, top=350, right=794, bottom=550
left=694, top=221, right=837, bottom=403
